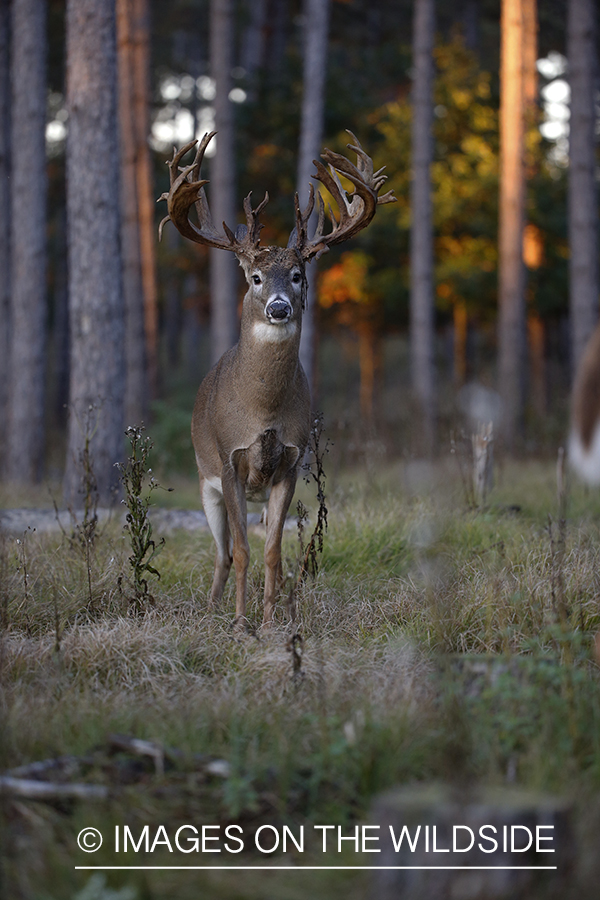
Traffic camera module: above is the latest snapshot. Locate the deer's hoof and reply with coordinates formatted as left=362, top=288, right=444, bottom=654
left=231, top=616, right=250, bottom=637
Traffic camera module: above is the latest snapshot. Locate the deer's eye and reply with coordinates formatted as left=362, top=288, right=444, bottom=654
left=252, top=274, right=262, bottom=285
left=292, top=272, right=302, bottom=284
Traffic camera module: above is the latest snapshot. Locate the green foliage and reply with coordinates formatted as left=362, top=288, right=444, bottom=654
left=150, top=397, right=197, bottom=477
left=116, top=426, right=166, bottom=605
left=364, top=37, right=569, bottom=328
left=4, top=462, right=600, bottom=896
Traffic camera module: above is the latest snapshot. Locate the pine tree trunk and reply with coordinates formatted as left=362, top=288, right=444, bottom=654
left=63, top=0, right=125, bottom=505
left=410, top=0, right=436, bottom=454
left=297, top=0, right=331, bottom=395
left=53, top=207, right=70, bottom=427
left=268, top=0, right=290, bottom=75
left=164, top=225, right=182, bottom=368
left=568, top=0, right=598, bottom=373
left=453, top=300, right=468, bottom=386
left=498, top=0, right=527, bottom=450
left=7, top=0, right=48, bottom=484
left=0, top=1, right=10, bottom=470
left=209, top=0, right=238, bottom=366
left=522, top=0, right=538, bottom=109
left=241, top=0, right=267, bottom=96
left=117, top=0, right=147, bottom=427
left=358, top=322, right=378, bottom=424
left=132, top=0, right=158, bottom=398
left=527, top=312, right=546, bottom=415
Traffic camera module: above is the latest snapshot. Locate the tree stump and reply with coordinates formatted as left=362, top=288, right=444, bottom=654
left=371, top=784, right=573, bottom=900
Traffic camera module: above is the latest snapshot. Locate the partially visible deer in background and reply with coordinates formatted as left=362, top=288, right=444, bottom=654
left=569, top=322, right=600, bottom=484
left=159, top=131, right=395, bottom=627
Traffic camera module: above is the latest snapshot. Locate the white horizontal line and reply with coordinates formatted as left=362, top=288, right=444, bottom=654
left=75, top=866, right=559, bottom=871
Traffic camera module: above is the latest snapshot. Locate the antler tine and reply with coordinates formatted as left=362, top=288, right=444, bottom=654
left=240, top=191, right=269, bottom=247
left=288, top=185, right=316, bottom=252
left=344, top=131, right=395, bottom=203
left=189, top=130, right=216, bottom=181
left=157, top=132, right=254, bottom=253
left=295, top=133, right=397, bottom=260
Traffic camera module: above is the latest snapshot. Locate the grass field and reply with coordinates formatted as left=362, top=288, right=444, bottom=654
left=2, top=453, right=600, bottom=898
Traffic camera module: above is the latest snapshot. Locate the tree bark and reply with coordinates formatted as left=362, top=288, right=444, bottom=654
left=63, top=0, right=125, bottom=505
left=131, top=0, right=158, bottom=398
left=498, top=0, right=527, bottom=450
left=453, top=299, right=468, bottom=386
left=297, top=0, right=331, bottom=396
left=117, top=0, right=147, bottom=427
left=0, top=1, right=10, bottom=470
left=209, top=0, right=238, bottom=366
left=527, top=311, right=546, bottom=415
left=568, top=0, right=598, bottom=374
left=522, top=0, right=538, bottom=109
left=268, top=0, right=290, bottom=76
left=357, top=322, right=379, bottom=424
left=410, top=0, right=436, bottom=454
left=241, top=0, right=267, bottom=94
left=7, top=0, right=48, bottom=484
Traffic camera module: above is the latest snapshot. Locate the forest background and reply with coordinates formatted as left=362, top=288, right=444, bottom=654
left=3, top=3, right=600, bottom=898
left=1, top=0, right=596, bottom=499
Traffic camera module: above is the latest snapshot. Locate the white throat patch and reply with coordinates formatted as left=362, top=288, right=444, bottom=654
left=252, top=321, right=297, bottom=343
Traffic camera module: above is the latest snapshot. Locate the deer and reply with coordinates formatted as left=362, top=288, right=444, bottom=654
left=158, top=130, right=395, bottom=627
left=569, top=322, right=600, bottom=485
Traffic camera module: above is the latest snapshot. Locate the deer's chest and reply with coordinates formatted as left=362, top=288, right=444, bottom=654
left=242, top=429, right=292, bottom=502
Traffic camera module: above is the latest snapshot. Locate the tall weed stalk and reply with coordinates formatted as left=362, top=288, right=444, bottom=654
left=117, top=425, right=166, bottom=608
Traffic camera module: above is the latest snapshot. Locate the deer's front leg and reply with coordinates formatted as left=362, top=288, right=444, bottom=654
left=200, top=476, right=232, bottom=606
left=221, top=461, right=249, bottom=624
left=263, top=468, right=298, bottom=626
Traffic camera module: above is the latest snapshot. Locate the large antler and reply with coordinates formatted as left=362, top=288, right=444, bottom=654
left=158, top=131, right=268, bottom=255
left=291, top=130, right=396, bottom=261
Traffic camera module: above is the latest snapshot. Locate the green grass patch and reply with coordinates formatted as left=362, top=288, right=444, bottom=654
left=2, top=460, right=600, bottom=897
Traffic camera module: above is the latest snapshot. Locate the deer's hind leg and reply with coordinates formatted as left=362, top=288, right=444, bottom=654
left=200, top=476, right=233, bottom=606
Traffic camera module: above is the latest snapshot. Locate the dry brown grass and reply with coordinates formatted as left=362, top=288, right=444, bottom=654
left=3, top=461, right=600, bottom=897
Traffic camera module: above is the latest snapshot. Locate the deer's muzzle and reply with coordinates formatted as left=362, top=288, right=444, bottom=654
left=265, top=298, right=292, bottom=322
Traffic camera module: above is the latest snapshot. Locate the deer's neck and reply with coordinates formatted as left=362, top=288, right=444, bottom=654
left=233, top=317, right=303, bottom=411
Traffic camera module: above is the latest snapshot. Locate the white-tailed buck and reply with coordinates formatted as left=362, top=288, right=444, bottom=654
left=569, top=322, right=600, bottom=484
left=159, top=130, right=395, bottom=626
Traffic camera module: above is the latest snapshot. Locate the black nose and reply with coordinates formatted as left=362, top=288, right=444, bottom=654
left=266, top=299, right=292, bottom=320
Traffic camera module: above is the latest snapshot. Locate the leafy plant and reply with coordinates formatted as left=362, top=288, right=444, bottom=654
left=116, top=425, right=167, bottom=607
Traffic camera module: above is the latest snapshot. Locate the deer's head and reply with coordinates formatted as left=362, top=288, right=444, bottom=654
left=158, top=131, right=396, bottom=335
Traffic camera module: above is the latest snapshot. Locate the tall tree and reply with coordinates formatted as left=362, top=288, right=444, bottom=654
left=63, top=0, right=125, bottom=505
left=497, top=0, right=535, bottom=449
left=568, top=0, right=598, bottom=372
left=6, top=0, right=48, bottom=484
left=410, top=0, right=436, bottom=453
left=0, top=1, right=10, bottom=469
left=241, top=0, right=267, bottom=96
left=117, top=0, right=147, bottom=426
left=522, top=1, right=543, bottom=417
left=131, top=0, right=158, bottom=398
left=297, top=0, right=331, bottom=393
left=209, top=0, right=238, bottom=365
